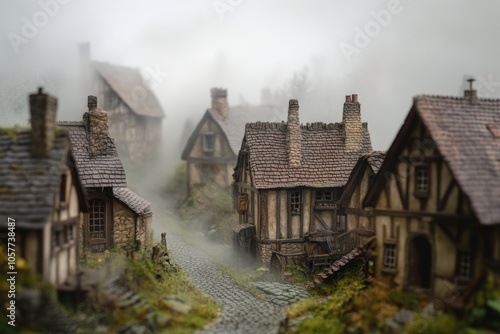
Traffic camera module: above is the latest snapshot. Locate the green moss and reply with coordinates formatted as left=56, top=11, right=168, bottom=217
left=0, top=125, right=29, bottom=143
left=298, top=317, right=345, bottom=334
left=387, top=290, right=419, bottom=310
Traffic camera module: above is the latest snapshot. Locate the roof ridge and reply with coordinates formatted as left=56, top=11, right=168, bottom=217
left=415, top=94, right=500, bottom=102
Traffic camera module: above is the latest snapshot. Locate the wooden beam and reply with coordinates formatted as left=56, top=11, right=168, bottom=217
left=314, top=212, right=329, bottom=230
left=435, top=220, right=456, bottom=243
left=373, top=208, right=472, bottom=221
left=438, top=178, right=455, bottom=211
left=276, top=191, right=281, bottom=239
left=346, top=208, right=372, bottom=217
left=234, top=182, right=258, bottom=193
left=300, top=190, right=304, bottom=237
left=287, top=191, right=292, bottom=238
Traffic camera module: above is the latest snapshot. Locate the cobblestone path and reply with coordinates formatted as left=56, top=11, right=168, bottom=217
left=167, top=235, right=286, bottom=334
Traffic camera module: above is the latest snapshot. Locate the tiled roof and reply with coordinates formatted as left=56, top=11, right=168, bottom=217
left=208, top=104, right=282, bottom=155
left=93, top=61, right=164, bottom=118
left=415, top=95, right=500, bottom=225
left=0, top=129, right=68, bottom=229
left=58, top=121, right=127, bottom=188
left=366, top=151, right=386, bottom=174
left=244, top=122, right=372, bottom=189
left=113, top=187, right=151, bottom=215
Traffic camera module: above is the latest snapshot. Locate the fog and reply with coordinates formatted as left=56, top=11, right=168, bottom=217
left=2, top=0, right=500, bottom=174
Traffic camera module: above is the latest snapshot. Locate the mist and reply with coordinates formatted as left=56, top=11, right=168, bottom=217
left=2, top=0, right=500, bottom=176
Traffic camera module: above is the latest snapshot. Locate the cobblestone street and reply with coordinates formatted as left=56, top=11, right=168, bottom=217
left=167, top=234, right=286, bottom=334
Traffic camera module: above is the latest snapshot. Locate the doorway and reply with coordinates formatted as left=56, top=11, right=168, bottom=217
left=408, top=235, right=432, bottom=289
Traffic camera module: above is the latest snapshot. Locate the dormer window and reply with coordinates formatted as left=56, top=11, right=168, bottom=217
left=202, top=132, right=215, bottom=154
left=415, top=165, right=430, bottom=197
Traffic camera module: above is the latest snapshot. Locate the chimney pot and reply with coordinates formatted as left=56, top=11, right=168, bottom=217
left=29, top=88, right=58, bottom=157
left=352, top=94, right=358, bottom=103
left=88, top=95, right=97, bottom=111
left=345, top=95, right=352, bottom=103
left=464, top=78, right=477, bottom=103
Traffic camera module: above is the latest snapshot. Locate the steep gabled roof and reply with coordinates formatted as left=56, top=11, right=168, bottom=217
left=243, top=122, right=372, bottom=189
left=58, top=121, right=127, bottom=188
left=93, top=61, right=164, bottom=118
left=0, top=129, right=68, bottom=228
left=365, top=95, right=500, bottom=225
left=338, top=151, right=386, bottom=206
left=113, top=187, right=151, bottom=215
left=181, top=104, right=281, bottom=159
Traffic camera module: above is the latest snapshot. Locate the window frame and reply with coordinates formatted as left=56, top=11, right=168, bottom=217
left=414, top=165, right=430, bottom=197
left=88, top=198, right=107, bottom=243
left=290, top=190, right=301, bottom=215
left=456, top=250, right=472, bottom=280
left=382, top=240, right=397, bottom=273
left=336, top=207, right=346, bottom=231
left=202, top=132, right=216, bottom=154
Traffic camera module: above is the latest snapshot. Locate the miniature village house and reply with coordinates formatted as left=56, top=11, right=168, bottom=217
left=0, top=88, right=87, bottom=287
left=181, top=88, right=280, bottom=194
left=59, top=96, right=152, bottom=253
left=233, top=95, right=372, bottom=267
left=80, top=43, right=165, bottom=161
left=363, top=83, right=500, bottom=299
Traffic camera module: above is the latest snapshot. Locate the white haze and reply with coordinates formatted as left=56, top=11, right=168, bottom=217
left=1, top=0, right=500, bottom=175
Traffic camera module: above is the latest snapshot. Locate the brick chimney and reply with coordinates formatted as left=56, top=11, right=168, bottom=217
left=84, top=95, right=109, bottom=157
left=342, top=94, right=363, bottom=152
left=211, top=87, right=229, bottom=119
left=286, top=99, right=302, bottom=168
left=29, top=87, right=57, bottom=157
left=464, top=78, right=477, bottom=103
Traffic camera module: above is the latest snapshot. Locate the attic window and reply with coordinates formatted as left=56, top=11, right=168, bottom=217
left=486, top=124, right=500, bottom=138
left=415, top=165, right=430, bottom=197
left=103, top=91, right=119, bottom=110
left=202, top=132, right=215, bottom=153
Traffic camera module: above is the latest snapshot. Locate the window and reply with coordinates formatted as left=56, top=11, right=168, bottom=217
left=415, top=166, right=430, bottom=196
left=103, top=92, right=119, bottom=110
left=336, top=208, right=346, bottom=231
left=68, top=224, right=75, bottom=241
left=383, top=242, right=396, bottom=270
left=457, top=251, right=472, bottom=279
left=290, top=190, right=301, bottom=215
left=89, top=199, right=106, bottom=240
left=315, top=189, right=336, bottom=202
left=202, top=133, right=215, bottom=153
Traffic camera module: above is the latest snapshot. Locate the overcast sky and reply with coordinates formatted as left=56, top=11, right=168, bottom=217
left=1, top=0, right=500, bottom=164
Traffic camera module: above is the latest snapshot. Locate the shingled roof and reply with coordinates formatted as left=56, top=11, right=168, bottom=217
left=243, top=121, right=372, bottom=189
left=0, top=129, right=68, bottom=228
left=338, top=151, right=386, bottom=206
left=365, top=95, right=500, bottom=226
left=416, top=95, right=500, bottom=225
left=93, top=61, right=164, bottom=118
left=58, top=121, right=127, bottom=188
left=182, top=104, right=281, bottom=159
left=113, top=187, right=151, bottom=215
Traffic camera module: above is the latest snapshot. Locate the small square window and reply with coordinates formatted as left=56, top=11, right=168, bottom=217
left=383, top=242, right=396, bottom=270
left=202, top=133, right=215, bottom=153
left=290, top=190, right=301, bottom=215
left=415, top=166, right=430, bottom=196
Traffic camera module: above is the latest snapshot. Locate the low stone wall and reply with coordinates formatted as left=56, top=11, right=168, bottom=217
left=257, top=241, right=305, bottom=267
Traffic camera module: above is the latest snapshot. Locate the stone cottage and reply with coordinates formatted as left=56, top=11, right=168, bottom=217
left=181, top=88, right=281, bottom=195
left=80, top=43, right=165, bottom=161
left=233, top=95, right=372, bottom=266
left=0, top=88, right=87, bottom=287
left=59, top=96, right=152, bottom=253
left=363, top=83, right=500, bottom=301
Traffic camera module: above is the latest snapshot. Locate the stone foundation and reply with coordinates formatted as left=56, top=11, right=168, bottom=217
left=113, top=200, right=136, bottom=249
left=256, top=240, right=305, bottom=267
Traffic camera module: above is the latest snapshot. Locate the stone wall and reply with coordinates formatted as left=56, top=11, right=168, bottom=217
left=113, top=200, right=136, bottom=249
left=136, top=212, right=153, bottom=248
left=257, top=241, right=305, bottom=267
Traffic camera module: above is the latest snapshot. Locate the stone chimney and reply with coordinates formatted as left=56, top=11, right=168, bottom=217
left=84, top=95, right=109, bottom=157
left=29, top=87, right=57, bottom=157
left=286, top=99, right=302, bottom=168
left=211, top=87, right=229, bottom=119
left=464, top=78, right=477, bottom=103
left=342, top=94, right=363, bottom=152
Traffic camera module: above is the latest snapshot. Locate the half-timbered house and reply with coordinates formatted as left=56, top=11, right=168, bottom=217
left=181, top=88, right=280, bottom=195
left=59, top=96, right=152, bottom=253
left=80, top=43, right=165, bottom=162
left=0, top=88, right=87, bottom=287
left=363, top=86, right=500, bottom=299
left=233, top=95, right=372, bottom=266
